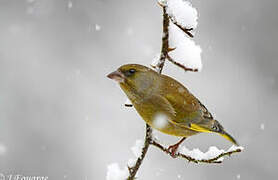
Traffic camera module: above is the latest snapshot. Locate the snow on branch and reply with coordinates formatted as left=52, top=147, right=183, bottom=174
left=106, top=163, right=129, bottom=180
left=106, top=140, right=145, bottom=180
left=124, top=99, right=133, bottom=107
left=107, top=137, right=243, bottom=180
left=153, top=0, right=202, bottom=72
left=166, top=0, right=198, bottom=38
left=151, top=141, right=243, bottom=164
left=166, top=0, right=198, bottom=29
left=168, top=22, right=202, bottom=71
left=158, top=0, right=197, bottom=38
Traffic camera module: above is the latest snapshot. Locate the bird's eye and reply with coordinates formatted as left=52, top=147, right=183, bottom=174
left=124, top=69, right=136, bottom=77
left=129, top=69, right=136, bottom=74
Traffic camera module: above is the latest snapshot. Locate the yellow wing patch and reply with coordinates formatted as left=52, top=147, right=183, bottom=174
left=189, top=123, right=212, bottom=133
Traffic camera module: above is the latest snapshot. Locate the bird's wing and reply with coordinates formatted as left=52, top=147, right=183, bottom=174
left=196, top=99, right=214, bottom=119
left=142, top=94, right=187, bottom=125
left=165, top=93, right=215, bottom=132
left=150, top=94, right=177, bottom=117
left=159, top=75, right=214, bottom=130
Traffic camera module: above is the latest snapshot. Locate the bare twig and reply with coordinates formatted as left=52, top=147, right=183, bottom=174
left=168, top=16, right=194, bottom=38
left=157, top=7, right=170, bottom=74
left=167, top=54, right=198, bottom=72
left=127, top=124, right=152, bottom=180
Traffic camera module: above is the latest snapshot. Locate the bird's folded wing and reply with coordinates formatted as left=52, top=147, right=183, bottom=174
left=162, top=94, right=215, bottom=132
left=151, top=94, right=194, bottom=129
left=150, top=94, right=177, bottom=117
left=151, top=94, right=215, bottom=134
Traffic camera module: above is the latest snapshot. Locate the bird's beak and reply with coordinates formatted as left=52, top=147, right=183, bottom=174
left=107, top=70, right=125, bottom=83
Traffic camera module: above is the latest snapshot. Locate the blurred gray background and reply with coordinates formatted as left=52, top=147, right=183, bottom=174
left=0, top=0, right=277, bottom=179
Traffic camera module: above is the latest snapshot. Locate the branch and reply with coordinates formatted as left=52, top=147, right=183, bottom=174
left=151, top=140, right=242, bottom=164
left=158, top=0, right=194, bottom=38
left=127, top=124, right=152, bottom=180
left=167, top=54, right=198, bottom=72
left=168, top=16, right=194, bottom=38
left=126, top=7, right=169, bottom=180
left=157, top=7, right=170, bottom=74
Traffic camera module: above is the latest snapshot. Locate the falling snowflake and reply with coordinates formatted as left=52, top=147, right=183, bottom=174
left=260, top=123, right=265, bottom=130
left=68, top=1, right=73, bottom=9
left=26, top=0, right=35, bottom=3
left=0, top=143, right=7, bottom=155
left=95, top=24, right=101, bottom=31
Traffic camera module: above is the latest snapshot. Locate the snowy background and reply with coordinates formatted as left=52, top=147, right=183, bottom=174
left=0, top=0, right=278, bottom=179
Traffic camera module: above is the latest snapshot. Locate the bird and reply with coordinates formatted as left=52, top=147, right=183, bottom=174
left=107, top=64, right=238, bottom=157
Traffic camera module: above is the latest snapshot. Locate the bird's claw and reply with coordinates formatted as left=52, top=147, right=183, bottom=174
left=167, top=144, right=179, bottom=158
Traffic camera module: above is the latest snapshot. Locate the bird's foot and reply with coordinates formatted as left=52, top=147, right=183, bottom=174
left=167, top=137, right=186, bottom=158
left=167, top=144, right=180, bottom=158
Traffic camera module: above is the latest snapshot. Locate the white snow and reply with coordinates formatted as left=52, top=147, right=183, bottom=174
left=127, top=158, right=136, bottom=167
left=260, top=123, right=265, bottom=130
left=228, top=145, right=244, bottom=152
left=131, top=139, right=144, bottom=158
left=237, top=174, right=241, bottom=179
left=157, top=0, right=167, bottom=6
left=179, top=145, right=243, bottom=161
left=205, top=146, right=225, bottom=159
left=95, top=24, right=101, bottom=31
left=124, top=99, right=132, bottom=107
left=106, top=140, right=144, bottom=179
left=68, top=1, right=73, bottom=9
left=150, top=54, right=161, bottom=69
left=168, top=22, right=202, bottom=70
left=153, top=113, right=169, bottom=129
left=0, top=143, right=7, bottom=156
left=166, top=0, right=198, bottom=29
left=106, top=163, right=129, bottom=180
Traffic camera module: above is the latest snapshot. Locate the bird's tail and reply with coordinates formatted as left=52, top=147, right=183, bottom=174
left=219, top=131, right=239, bottom=146
left=212, top=120, right=239, bottom=146
left=189, top=120, right=239, bottom=146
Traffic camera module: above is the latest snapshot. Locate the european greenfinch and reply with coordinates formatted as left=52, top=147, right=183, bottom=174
left=107, top=64, right=238, bottom=156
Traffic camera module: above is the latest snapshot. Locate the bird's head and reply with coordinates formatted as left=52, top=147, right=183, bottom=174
left=107, top=64, right=159, bottom=98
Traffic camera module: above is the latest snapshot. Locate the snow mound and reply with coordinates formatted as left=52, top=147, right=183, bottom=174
left=168, top=22, right=202, bottom=70
left=166, top=0, right=198, bottom=29
left=106, top=163, right=129, bottom=180
left=179, top=145, right=244, bottom=161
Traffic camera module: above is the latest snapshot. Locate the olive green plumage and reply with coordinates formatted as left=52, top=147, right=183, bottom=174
left=107, top=64, right=238, bottom=146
